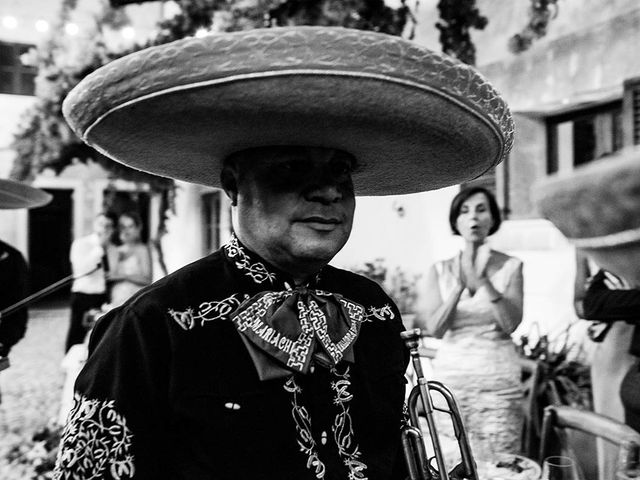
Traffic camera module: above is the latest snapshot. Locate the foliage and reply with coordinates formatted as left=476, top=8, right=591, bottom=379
left=353, top=258, right=421, bottom=313
left=508, top=0, right=560, bottom=54
left=516, top=322, right=592, bottom=457
left=518, top=322, right=592, bottom=409
left=4, top=422, right=62, bottom=480
left=436, top=0, right=487, bottom=65
left=263, top=0, right=411, bottom=36
left=10, top=2, right=172, bottom=191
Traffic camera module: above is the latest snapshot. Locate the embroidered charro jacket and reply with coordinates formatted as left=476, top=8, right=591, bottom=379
left=54, top=236, right=409, bottom=480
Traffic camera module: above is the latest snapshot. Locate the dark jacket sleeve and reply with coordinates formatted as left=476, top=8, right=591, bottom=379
left=582, top=270, right=640, bottom=322
left=54, top=300, right=171, bottom=479
left=0, top=248, right=29, bottom=356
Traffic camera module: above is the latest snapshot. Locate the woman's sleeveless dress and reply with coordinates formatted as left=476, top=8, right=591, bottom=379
left=430, top=253, right=524, bottom=458
left=110, top=246, right=149, bottom=307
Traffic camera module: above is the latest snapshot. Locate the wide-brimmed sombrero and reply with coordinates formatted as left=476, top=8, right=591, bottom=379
left=0, top=179, right=52, bottom=209
left=62, top=26, right=514, bottom=196
left=533, top=148, right=640, bottom=284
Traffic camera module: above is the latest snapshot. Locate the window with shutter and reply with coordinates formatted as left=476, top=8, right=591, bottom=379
left=0, top=41, right=36, bottom=96
left=623, top=76, right=640, bottom=146
left=546, top=100, right=623, bottom=175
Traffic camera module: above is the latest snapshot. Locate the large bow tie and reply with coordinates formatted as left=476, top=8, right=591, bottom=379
left=230, top=287, right=366, bottom=381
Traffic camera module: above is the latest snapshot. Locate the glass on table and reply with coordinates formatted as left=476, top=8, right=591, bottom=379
left=541, top=456, right=579, bottom=480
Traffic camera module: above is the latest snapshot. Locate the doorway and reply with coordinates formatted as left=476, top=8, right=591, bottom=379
left=28, top=188, right=73, bottom=304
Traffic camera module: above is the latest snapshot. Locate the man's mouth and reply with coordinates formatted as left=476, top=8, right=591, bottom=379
left=300, top=216, right=341, bottom=224
left=297, top=216, right=342, bottom=231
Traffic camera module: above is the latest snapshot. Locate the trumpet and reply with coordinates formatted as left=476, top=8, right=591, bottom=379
left=401, top=328, right=479, bottom=480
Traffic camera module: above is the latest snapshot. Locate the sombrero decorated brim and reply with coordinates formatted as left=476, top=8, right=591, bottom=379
left=62, top=26, right=514, bottom=196
left=0, top=179, right=52, bottom=209
left=533, top=148, right=640, bottom=284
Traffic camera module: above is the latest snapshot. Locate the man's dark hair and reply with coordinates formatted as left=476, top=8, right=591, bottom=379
left=97, top=211, right=117, bottom=226
left=449, top=186, right=502, bottom=236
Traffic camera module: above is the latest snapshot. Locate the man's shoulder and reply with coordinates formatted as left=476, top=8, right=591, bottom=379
left=123, top=251, right=228, bottom=310
left=0, top=239, right=21, bottom=255
left=94, top=251, right=229, bottom=332
left=0, top=239, right=26, bottom=265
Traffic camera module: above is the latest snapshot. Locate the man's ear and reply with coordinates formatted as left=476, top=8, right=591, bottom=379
left=220, top=166, right=238, bottom=206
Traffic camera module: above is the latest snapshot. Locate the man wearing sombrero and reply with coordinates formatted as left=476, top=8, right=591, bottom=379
left=53, top=27, right=513, bottom=479
left=0, top=180, right=51, bottom=365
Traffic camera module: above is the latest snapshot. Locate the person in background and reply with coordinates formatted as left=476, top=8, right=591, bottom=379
left=579, top=265, right=640, bottom=433
left=574, top=251, right=636, bottom=479
left=108, top=211, right=152, bottom=307
left=66, top=212, right=116, bottom=352
left=0, top=179, right=51, bottom=366
left=421, top=186, right=525, bottom=456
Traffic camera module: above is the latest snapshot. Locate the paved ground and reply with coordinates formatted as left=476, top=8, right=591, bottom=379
left=0, top=304, right=68, bottom=478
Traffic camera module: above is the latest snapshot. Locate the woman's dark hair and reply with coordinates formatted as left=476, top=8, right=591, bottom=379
left=119, top=210, right=143, bottom=228
left=449, top=186, right=502, bottom=236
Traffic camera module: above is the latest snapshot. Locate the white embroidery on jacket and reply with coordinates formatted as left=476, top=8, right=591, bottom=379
left=284, top=367, right=368, bottom=480
left=365, top=304, right=395, bottom=322
left=224, top=235, right=277, bottom=284
left=284, top=376, right=327, bottom=479
left=331, top=366, right=368, bottom=479
left=168, top=293, right=249, bottom=330
left=54, top=393, right=134, bottom=480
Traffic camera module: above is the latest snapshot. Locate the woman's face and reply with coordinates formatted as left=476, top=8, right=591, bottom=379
left=455, top=192, right=494, bottom=243
left=119, top=215, right=141, bottom=244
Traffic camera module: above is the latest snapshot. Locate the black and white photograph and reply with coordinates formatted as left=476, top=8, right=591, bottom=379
left=1, top=1, right=639, bottom=479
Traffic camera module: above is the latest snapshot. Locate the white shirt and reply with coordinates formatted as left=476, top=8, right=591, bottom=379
left=70, top=233, right=108, bottom=294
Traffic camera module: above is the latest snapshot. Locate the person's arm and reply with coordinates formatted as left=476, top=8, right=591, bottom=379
left=419, top=264, right=464, bottom=338
left=573, top=250, right=591, bottom=318
left=54, top=303, right=170, bottom=479
left=480, top=260, right=524, bottom=335
left=0, top=250, right=29, bottom=356
left=582, top=270, right=640, bottom=322
left=70, top=236, right=104, bottom=277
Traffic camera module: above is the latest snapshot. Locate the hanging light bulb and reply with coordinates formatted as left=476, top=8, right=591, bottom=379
left=35, top=19, right=50, bottom=33
left=65, top=23, right=80, bottom=36
left=2, top=16, right=18, bottom=29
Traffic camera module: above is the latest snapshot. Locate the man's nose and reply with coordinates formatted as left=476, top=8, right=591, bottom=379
left=304, top=183, right=343, bottom=204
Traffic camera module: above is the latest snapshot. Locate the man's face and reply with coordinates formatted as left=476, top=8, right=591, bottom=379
left=231, top=147, right=356, bottom=280
left=93, top=215, right=114, bottom=246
